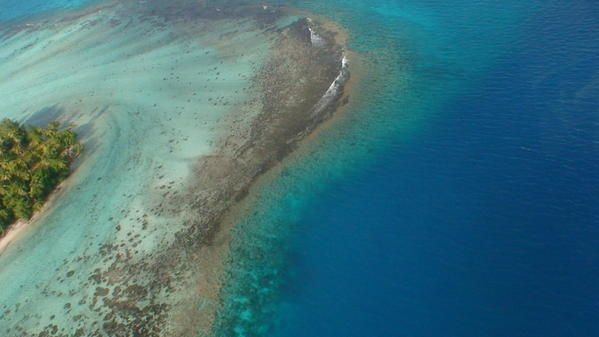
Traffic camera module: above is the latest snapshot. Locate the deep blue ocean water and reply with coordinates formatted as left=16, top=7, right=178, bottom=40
left=1, top=0, right=597, bottom=336
left=215, top=1, right=599, bottom=337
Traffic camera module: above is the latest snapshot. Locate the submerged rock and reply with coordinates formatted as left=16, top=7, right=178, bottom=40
left=0, top=0, right=350, bottom=336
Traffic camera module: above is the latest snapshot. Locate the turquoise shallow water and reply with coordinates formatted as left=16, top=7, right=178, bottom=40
left=0, top=1, right=276, bottom=334
left=0, top=0, right=597, bottom=336
left=214, top=1, right=598, bottom=337
left=0, top=0, right=89, bottom=22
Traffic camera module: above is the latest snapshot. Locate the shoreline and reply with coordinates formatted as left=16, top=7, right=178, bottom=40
left=0, top=2, right=358, bottom=335
left=0, top=178, right=71, bottom=255
left=0, top=220, right=27, bottom=254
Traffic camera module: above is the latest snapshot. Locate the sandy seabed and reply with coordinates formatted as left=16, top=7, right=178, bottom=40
left=0, top=1, right=350, bottom=336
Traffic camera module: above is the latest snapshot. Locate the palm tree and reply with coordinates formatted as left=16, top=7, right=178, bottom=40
left=0, top=118, right=81, bottom=232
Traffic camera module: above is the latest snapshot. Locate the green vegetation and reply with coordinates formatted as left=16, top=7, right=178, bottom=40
left=0, top=119, right=81, bottom=234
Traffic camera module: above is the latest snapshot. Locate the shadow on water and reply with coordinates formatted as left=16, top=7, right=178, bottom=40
left=25, top=105, right=65, bottom=126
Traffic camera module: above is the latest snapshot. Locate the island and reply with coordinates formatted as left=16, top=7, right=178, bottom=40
left=0, top=1, right=351, bottom=335
left=0, top=119, right=81, bottom=234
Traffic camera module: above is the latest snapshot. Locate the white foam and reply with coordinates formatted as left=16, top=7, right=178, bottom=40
left=311, top=55, right=349, bottom=116
left=309, top=27, right=326, bottom=47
